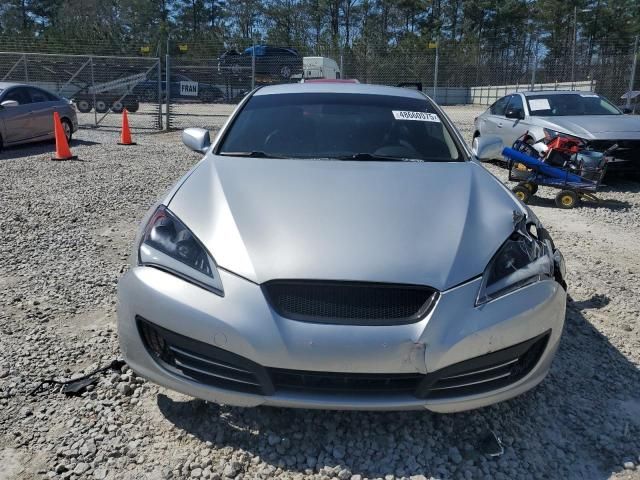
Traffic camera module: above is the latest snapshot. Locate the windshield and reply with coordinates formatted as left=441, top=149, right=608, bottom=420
left=526, top=93, right=622, bottom=116
left=218, top=93, right=463, bottom=162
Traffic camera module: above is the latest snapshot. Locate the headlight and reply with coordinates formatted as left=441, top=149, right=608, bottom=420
left=542, top=128, right=583, bottom=144
left=476, top=229, right=553, bottom=305
left=138, top=206, right=223, bottom=295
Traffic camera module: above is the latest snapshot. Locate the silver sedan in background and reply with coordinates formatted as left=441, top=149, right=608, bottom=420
left=0, top=82, right=78, bottom=150
left=473, top=90, right=640, bottom=174
left=118, top=83, right=567, bottom=412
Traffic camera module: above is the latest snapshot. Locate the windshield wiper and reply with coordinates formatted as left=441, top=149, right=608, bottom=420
left=219, top=151, right=283, bottom=158
left=332, top=153, right=424, bottom=162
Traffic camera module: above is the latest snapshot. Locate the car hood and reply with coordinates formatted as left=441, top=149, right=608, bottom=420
left=168, top=157, right=522, bottom=291
left=535, top=115, right=640, bottom=140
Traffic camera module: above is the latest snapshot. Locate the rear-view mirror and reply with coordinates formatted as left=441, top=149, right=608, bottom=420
left=505, top=108, right=524, bottom=120
left=182, top=127, right=211, bottom=153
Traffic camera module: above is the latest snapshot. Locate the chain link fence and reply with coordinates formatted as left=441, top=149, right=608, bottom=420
left=0, top=52, right=163, bottom=130
left=2, top=38, right=638, bottom=143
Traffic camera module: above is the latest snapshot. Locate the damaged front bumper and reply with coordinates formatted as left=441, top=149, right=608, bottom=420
left=117, top=266, right=565, bottom=412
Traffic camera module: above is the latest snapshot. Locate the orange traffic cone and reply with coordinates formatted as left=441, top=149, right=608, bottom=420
left=51, top=111, right=77, bottom=161
left=118, top=109, right=136, bottom=145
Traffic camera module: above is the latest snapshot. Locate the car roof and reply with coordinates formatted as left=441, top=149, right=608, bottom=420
left=0, top=82, right=25, bottom=89
left=254, top=82, right=427, bottom=100
left=520, top=90, right=597, bottom=97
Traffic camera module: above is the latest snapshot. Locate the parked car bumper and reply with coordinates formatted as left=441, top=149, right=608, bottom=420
left=118, top=267, right=565, bottom=412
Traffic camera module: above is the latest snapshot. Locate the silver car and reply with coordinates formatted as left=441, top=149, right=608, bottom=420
left=472, top=90, right=640, bottom=173
left=118, top=83, right=567, bottom=412
left=0, top=82, right=78, bottom=150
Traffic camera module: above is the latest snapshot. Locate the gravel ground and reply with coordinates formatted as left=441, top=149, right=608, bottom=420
left=1, top=112, right=639, bottom=480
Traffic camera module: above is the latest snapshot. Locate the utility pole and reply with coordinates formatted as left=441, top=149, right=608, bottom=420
left=571, top=5, right=577, bottom=89
left=627, top=35, right=639, bottom=110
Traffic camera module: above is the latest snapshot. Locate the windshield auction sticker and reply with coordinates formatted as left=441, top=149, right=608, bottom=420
left=392, top=111, right=441, bottom=122
left=528, top=99, right=551, bottom=111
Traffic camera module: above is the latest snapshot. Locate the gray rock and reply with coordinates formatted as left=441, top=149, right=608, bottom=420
left=222, top=463, right=237, bottom=478
left=74, top=462, right=90, bottom=475
left=117, top=383, right=133, bottom=396
left=623, top=461, right=635, bottom=470
left=93, top=467, right=108, bottom=479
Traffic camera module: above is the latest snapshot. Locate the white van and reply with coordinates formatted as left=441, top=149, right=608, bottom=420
left=301, top=57, right=341, bottom=80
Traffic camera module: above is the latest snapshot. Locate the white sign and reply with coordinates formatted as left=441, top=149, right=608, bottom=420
left=180, top=81, right=199, bottom=97
left=528, top=98, right=551, bottom=111
left=392, top=111, right=441, bottom=122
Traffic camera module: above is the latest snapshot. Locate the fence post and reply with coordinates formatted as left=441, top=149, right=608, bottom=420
left=23, top=54, right=28, bottom=82
left=530, top=56, right=536, bottom=90
left=251, top=39, right=256, bottom=90
left=157, top=59, right=163, bottom=130
left=90, top=56, right=97, bottom=127
left=165, top=54, right=170, bottom=131
left=433, top=40, right=439, bottom=101
left=627, top=35, right=639, bottom=110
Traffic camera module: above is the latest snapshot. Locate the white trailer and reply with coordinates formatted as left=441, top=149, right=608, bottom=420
left=300, top=57, right=341, bottom=80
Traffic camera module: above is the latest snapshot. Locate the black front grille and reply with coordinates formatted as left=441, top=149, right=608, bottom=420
left=416, top=331, right=550, bottom=399
left=262, top=280, right=438, bottom=325
left=269, top=369, right=424, bottom=394
left=137, top=317, right=273, bottom=395
left=138, top=317, right=549, bottom=400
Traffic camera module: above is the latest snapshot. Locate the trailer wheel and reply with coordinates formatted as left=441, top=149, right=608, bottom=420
left=94, top=99, right=109, bottom=113
left=555, top=190, right=578, bottom=209
left=522, top=182, right=538, bottom=195
left=512, top=185, right=531, bottom=204
left=126, top=100, right=140, bottom=113
left=76, top=99, right=92, bottom=113
left=110, top=101, right=124, bottom=113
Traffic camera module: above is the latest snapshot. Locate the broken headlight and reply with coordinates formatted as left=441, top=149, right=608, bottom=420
left=476, top=228, right=553, bottom=305
left=138, top=206, right=223, bottom=295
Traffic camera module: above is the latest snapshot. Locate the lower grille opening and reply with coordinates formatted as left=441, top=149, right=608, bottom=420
left=269, top=369, right=424, bottom=395
left=417, top=330, right=550, bottom=399
left=137, top=317, right=273, bottom=395
left=137, top=317, right=550, bottom=401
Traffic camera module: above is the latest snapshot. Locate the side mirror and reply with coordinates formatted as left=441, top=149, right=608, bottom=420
left=473, top=135, right=504, bottom=161
left=505, top=108, right=524, bottom=120
left=182, top=127, right=211, bottom=153
left=0, top=100, right=19, bottom=108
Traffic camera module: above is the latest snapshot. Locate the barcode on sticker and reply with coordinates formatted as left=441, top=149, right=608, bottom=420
left=392, top=111, right=441, bottom=122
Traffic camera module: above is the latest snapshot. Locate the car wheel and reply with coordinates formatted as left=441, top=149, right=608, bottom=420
left=512, top=185, right=531, bottom=204
left=76, top=99, right=92, bottom=113
left=280, top=65, right=292, bottom=79
left=111, top=101, right=124, bottom=113
left=61, top=118, right=73, bottom=142
left=94, top=99, right=109, bottom=113
left=555, top=190, right=578, bottom=209
left=231, top=63, right=241, bottom=75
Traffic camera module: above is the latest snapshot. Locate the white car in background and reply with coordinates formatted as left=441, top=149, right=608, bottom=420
left=472, top=90, right=640, bottom=174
